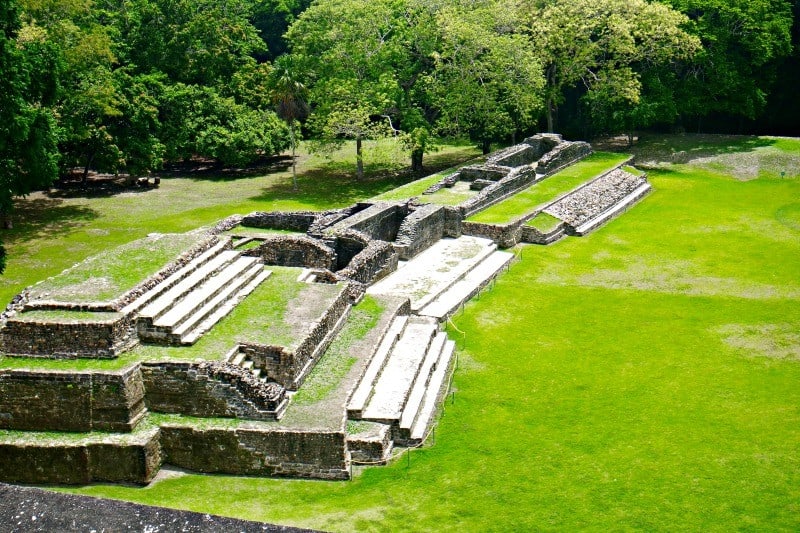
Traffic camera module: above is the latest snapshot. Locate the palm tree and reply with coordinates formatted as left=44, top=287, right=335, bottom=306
left=269, top=56, right=309, bottom=190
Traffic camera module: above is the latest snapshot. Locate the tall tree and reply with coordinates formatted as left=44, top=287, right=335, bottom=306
left=663, top=0, right=794, bottom=129
left=269, top=55, right=309, bottom=189
left=0, top=0, right=61, bottom=238
left=525, top=0, right=699, bottom=132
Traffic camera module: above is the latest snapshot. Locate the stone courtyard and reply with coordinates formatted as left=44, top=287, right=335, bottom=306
left=0, top=134, right=651, bottom=485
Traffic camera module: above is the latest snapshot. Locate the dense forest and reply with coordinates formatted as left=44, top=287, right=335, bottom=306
left=1, top=0, right=798, bottom=221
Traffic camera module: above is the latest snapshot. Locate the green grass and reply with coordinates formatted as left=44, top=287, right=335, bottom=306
left=26, top=233, right=204, bottom=304
left=58, top=136, right=800, bottom=531
left=292, top=296, right=383, bottom=407
left=14, top=310, right=122, bottom=322
left=0, top=139, right=478, bottom=310
left=370, top=154, right=484, bottom=202
left=524, top=212, right=562, bottom=232
left=468, top=152, right=631, bottom=225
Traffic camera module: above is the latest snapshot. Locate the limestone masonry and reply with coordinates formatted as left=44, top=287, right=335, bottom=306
left=0, top=134, right=650, bottom=485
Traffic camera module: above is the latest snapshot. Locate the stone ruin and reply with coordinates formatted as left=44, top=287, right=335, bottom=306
left=0, top=134, right=651, bottom=485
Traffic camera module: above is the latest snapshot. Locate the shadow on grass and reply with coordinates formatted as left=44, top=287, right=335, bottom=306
left=2, top=198, right=99, bottom=246
left=162, top=155, right=294, bottom=182
left=628, top=134, right=778, bottom=166
left=251, top=149, right=481, bottom=207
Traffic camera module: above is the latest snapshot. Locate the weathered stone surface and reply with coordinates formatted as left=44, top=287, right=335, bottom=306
left=338, top=240, right=398, bottom=284
left=245, top=235, right=336, bottom=270
left=536, top=140, right=592, bottom=174
left=544, top=168, right=646, bottom=227
left=0, top=367, right=145, bottom=432
left=458, top=164, right=510, bottom=182
left=323, top=202, right=408, bottom=243
left=141, top=361, right=286, bottom=420
left=161, top=425, right=349, bottom=480
left=488, top=143, right=542, bottom=168
left=461, top=220, right=523, bottom=249
left=1, top=313, right=136, bottom=359
left=240, top=285, right=352, bottom=390
left=241, top=211, right=319, bottom=233
left=394, top=203, right=447, bottom=260
left=0, top=426, right=161, bottom=485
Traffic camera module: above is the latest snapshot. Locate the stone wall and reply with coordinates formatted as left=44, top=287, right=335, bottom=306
left=324, top=202, right=408, bottom=243
left=522, top=133, right=562, bottom=159
left=0, top=427, right=161, bottom=485
left=459, top=164, right=540, bottom=218
left=459, top=165, right=510, bottom=182
left=160, top=424, right=349, bottom=480
left=0, top=366, right=145, bottom=432
left=337, top=240, right=398, bottom=284
left=536, top=140, right=593, bottom=174
left=140, top=361, right=285, bottom=420
left=240, top=211, right=319, bottom=233
left=1, top=313, right=136, bottom=359
left=520, top=222, right=567, bottom=245
left=394, top=204, right=447, bottom=260
left=326, top=229, right=369, bottom=271
left=244, top=235, right=336, bottom=270
left=461, top=220, right=523, bottom=249
left=488, top=143, right=542, bottom=168
left=240, top=285, right=352, bottom=390
left=307, top=204, right=368, bottom=237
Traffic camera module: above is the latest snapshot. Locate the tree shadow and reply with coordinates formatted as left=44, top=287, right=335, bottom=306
left=619, top=133, right=778, bottom=166
left=2, top=197, right=99, bottom=247
left=161, top=155, right=293, bottom=182
left=249, top=149, right=480, bottom=208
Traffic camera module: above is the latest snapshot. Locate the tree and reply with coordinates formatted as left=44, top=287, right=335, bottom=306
left=663, top=0, right=794, bottom=129
left=0, top=0, right=61, bottom=237
left=427, top=0, right=544, bottom=153
left=285, top=0, right=403, bottom=179
left=525, top=0, right=700, bottom=132
left=269, top=55, right=309, bottom=189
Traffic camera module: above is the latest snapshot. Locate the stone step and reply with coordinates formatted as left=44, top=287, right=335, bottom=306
left=229, top=351, right=246, bottom=366
left=138, top=250, right=240, bottom=321
left=347, top=315, right=410, bottom=418
left=361, top=317, right=438, bottom=422
left=418, top=251, right=514, bottom=320
left=572, top=182, right=652, bottom=235
left=409, top=339, right=456, bottom=443
left=121, top=239, right=230, bottom=315
left=398, top=332, right=448, bottom=434
left=178, top=269, right=271, bottom=345
left=367, top=236, right=497, bottom=312
left=153, top=256, right=261, bottom=329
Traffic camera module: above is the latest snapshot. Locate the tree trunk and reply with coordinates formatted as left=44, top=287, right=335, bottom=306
left=290, top=125, right=298, bottom=190
left=411, top=149, right=424, bottom=173
left=546, top=97, right=555, bottom=133
left=356, top=134, right=364, bottom=180
left=481, top=140, right=491, bottom=155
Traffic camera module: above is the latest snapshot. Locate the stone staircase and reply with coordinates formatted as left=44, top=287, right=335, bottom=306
left=348, top=315, right=456, bottom=446
left=367, top=236, right=513, bottom=321
left=135, top=244, right=270, bottom=345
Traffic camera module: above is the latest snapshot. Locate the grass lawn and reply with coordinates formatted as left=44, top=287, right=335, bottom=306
left=468, top=152, right=631, bottom=225
left=13, top=134, right=800, bottom=530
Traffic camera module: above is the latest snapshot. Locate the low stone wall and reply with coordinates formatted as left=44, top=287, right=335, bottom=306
left=443, top=206, right=463, bottom=237
left=1, top=313, right=136, bottom=359
left=241, top=285, right=352, bottom=390
left=520, top=222, right=567, bottom=245
left=307, top=204, right=368, bottom=237
left=0, top=366, right=145, bottom=432
left=536, top=140, right=592, bottom=174
left=488, top=143, right=542, bottom=168
left=160, top=425, right=349, bottom=480
left=244, top=235, right=336, bottom=270
left=462, top=220, right=522, bottom=249
left=0, top=427, right=161, bottom=485
left=324, top=202, right=408, bottom=243
left=394, top=204, right=447, bottom=260
left=459, top=164, right=510, bottom=182
left=459, top=164, right=540, bottom=218
left=240, top=211, right=319, bottom=233
left=140, top=361, right=285, bottom=420
left=338, top=240, right=398, bottom=284
left=326, top=229, right=369, bottom=271
left=522, top=133, right=562, bottom=159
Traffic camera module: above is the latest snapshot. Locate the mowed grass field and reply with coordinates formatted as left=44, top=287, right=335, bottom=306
left=8, top=135, right=800, bottom=531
